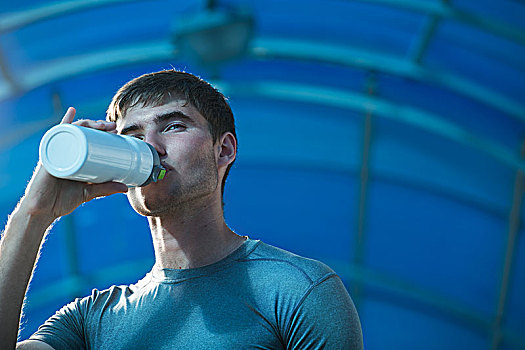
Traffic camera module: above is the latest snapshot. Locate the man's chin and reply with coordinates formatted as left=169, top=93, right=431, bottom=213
left=126, top=189, right=172, bottom=217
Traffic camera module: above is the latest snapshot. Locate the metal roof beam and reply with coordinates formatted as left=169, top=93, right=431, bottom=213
left=491, top=140, right=525, bottom=350
left=12, top=40, right=175, bottom=100
left=331, top=261, right=525, bottom=349
left=352, top=0, right=525, bottom=46
left=408, top=14, right=440, bottom=64
left=219, top=80, right=525, bottom=172
left=252, top=38, right=525, bottom=124
left=2, top=38, right=523, bottom=125
left=0, top=40, right=522, bottom=170
left=0, top=47, right=21, bottom=93
left=2, top=0, right=524, bottom=47
left=0, top=0, right=148, bottom=34
left=351, top=72, right=376, bottom=310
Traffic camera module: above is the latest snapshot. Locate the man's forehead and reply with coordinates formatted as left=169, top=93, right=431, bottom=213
left=127, top=98, right=189, bottom=114
left=117, top=99, right=202, bottom=129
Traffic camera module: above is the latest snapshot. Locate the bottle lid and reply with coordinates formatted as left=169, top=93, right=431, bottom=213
left=39, top=124, right=88, bottom=178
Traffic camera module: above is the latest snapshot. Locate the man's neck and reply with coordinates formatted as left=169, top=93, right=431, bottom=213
left=147, top=198, right=245, bottom=270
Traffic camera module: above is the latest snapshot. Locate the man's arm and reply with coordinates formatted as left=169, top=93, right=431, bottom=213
left=0, top=108, right=128, bottom=349
left=1, top=199, right=57, bottom=350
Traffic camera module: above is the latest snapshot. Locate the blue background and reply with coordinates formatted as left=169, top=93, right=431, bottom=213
left=0, top=1, right=524, bottom=349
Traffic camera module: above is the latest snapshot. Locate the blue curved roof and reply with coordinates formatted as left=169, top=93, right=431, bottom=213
left=1, top=1, right=524, bottom=348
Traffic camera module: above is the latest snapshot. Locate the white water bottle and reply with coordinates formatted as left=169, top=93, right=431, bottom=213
left=39, top=124, right=166, bottom=187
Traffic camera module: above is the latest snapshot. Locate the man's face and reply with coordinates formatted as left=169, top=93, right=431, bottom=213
left=116, top=99, right=219, bottom=216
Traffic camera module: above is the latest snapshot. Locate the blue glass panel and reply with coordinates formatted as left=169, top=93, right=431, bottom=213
left=2, top=1, right=194, bottom=69
left=427, top=20, right=525, bottom=103
left=365, top=178, right=505, bottom=316
left=371, top=116, right=514, bottom=215
left=360, top=295, right=488, bottom=350
left=0, top=133, right=44, bottom=206
left=0, top=84, right=55, bottom=127
left=453, top=0, right=525, bottom=32
left=228, top=0, right=425, bottom=54
left=377, top=73, right=525, bottom=152
left=226, top=166, right=357, bottom=266
left=230, top=96, right=363, bottom=171
left=221, top=59, right=368, bottom=94
left=74, top=194, right=154, bottom=276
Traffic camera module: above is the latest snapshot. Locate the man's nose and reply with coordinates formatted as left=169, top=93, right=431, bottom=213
left=144, top=132, right=166, bottom=157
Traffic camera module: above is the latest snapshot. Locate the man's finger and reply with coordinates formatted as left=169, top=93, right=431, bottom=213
left=83, top=182, right=128, bottom=202
left=73, top=119, right=116, bottom=131
left=60, top=107, right=76, bottom=124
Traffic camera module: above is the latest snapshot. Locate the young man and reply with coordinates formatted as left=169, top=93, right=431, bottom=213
left=0, top=70, right=363, bottom=349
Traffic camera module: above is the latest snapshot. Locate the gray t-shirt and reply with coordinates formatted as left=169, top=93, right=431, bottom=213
left=30, top=239, right=363, bottom=349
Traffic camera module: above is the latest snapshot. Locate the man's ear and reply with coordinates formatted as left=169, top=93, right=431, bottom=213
left=217, top=132, right=237, bottom=168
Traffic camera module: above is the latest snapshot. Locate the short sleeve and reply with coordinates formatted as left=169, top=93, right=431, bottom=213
left=28, top=297, right=87, bottom=350
left=284, top=274, right=363, bottom=350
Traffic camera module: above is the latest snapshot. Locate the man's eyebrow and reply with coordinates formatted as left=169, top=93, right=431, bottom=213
left=120, top=111, right=193, bottom=135
left=120, top=124, right=141, bottom=135
left=154, top=111, right=193, bottom=125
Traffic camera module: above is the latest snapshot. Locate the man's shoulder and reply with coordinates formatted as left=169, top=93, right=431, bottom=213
left=243, top=239, right=337, bottom=286
left=68, top=273, right=152, bottom=310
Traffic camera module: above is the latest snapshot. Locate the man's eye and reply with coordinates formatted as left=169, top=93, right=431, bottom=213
left=164, top=123, right=186, bottom=132
left=130, top=134, right=144, bottom=140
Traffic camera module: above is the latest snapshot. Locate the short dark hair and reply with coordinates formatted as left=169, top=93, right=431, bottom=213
left=106, top=69, right=237, bottom=198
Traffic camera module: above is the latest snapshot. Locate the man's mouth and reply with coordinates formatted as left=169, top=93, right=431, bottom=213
left=160, top=161, right=172, bottom=171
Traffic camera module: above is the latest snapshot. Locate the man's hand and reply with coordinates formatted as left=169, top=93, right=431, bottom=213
left=20, top=107, right=128, bottom=224
left=0, top=107, right=128, bottom=350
